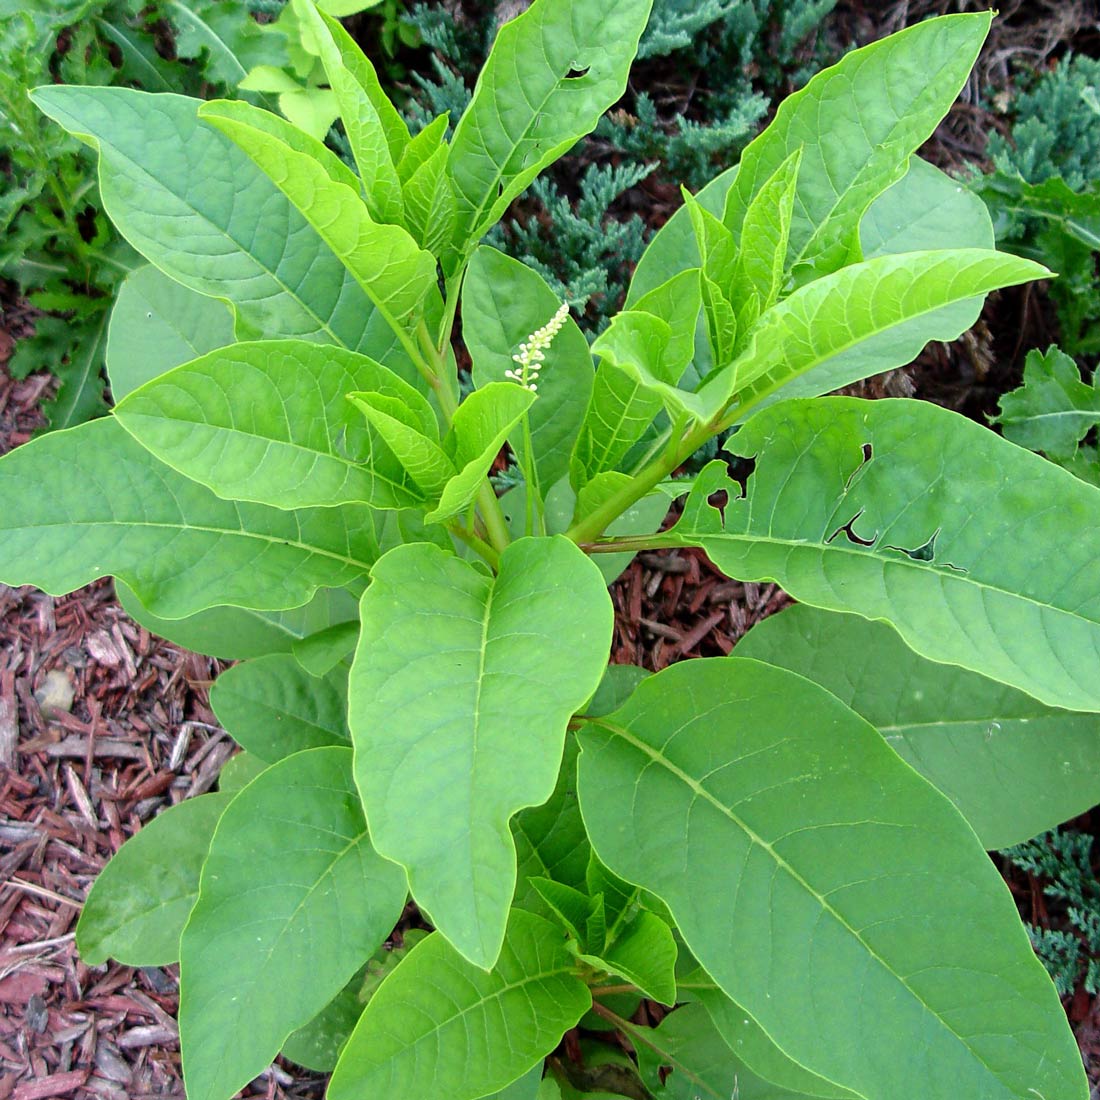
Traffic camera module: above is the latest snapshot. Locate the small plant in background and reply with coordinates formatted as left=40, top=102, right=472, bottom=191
left=3, top=4, right=1100, bottom=1098
left=1006, top=829, right=1100, bottom=998
left=972, top=53, right=1100, bottom=358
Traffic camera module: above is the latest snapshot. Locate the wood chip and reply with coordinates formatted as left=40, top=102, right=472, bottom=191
left=12, top=1071, right=89, bottom=1100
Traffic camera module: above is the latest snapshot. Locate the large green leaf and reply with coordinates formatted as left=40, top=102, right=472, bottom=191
left=210, top=653, right=349, bottom=762
left=464, top=247, right=594, bottom=492
left=198, top=100, right=435, bottom=340
left=665, top=397, right=1100, bottom=712
left=115, top=582, right=359, bottom=662
left=106, top=265, right=235, bottom=400
left=577, top=658, right=1087, bottom=1100
left=446, top=0, right=653, bottom=259
left=114, top=339, right=426, bottom=511
left=723, top=13, right=992, bottom=279
left=30, top=87, right=409, bottom=365
left=0, top=418, right=378, bottom=617
left=716, top=250, right=1047, bottom=422
left=736, top=605, right=1100, bottom=849
left=327, top=909, right=591, bottom=1100
left=578, top=909, right=677, bottom=1004
left=350, top=536, right=613, bottom=966
left=76, top=793, right=230, bottom=967
left=179, top=747, right=406, bottom=1100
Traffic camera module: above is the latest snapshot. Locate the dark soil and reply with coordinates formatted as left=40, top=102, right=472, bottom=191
left=4, top=1, right=1100, bottom=1097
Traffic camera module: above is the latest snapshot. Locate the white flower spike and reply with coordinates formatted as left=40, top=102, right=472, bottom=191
left=504, top=301, right=570, bottom=392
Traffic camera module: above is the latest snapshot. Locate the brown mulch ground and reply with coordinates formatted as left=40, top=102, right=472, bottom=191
left=4, top=1, right=1100, bottom=1096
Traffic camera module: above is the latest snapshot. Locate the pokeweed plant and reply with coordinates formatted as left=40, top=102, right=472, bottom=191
left=2, top=4, right=1100, bottom=1099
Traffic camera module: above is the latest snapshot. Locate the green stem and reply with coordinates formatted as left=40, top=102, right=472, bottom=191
left=566, top=419, right=715, bottom=545
left=591, top=983, right=641, bottom=998
left=520, top=413, right=544, bottom=536
left=478, top=481, right=513, bottom=554
left=417, top=321, right=459, bottom=422
left=447, top=523, right=501, bottom=570
left=437, top=269, right=465, bottom=354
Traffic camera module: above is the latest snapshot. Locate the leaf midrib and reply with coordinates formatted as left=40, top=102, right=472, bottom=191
left=588, top=716, right=1015, bottom=1094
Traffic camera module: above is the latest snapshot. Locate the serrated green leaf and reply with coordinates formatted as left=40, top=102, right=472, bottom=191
left=115, top=582, right=358, bottom=662
left=718, top=250, right=1048, bottom=421
left=664, top=397, right=1100, bottom=712
left=0, top=417, right=379, bottom=618
left=76, top=793, right=230, bottom=967
left=180, top=747, right=406, bottom=1100
left=350, top=537, right=613, bottom=966
left=736, top=605, right=1100, bottom=849
left=327, top=910, right=590, bottom=1100
left=30, top=88, right=402, bottom=359
left=198, top=99, right=435, bottom=345
left=465, top=247, right=594, bottom=492
left=106, top=265, right=235, bottom=400
left=993, top=345, right=1100, bottom=462
left=210, top=653, right=349, bottom=762
left=578, top=658, right=1087, bottom=1100
left=115, top=339, right=426, bottom=511
left=446, top=0, right=653, bottom=260
left=724, top=12, right=992, bottom=279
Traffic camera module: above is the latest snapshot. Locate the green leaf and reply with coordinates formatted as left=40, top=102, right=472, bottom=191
left=684, top=191, right=738, bottom=367
left=720, top=250, right=1048, bottom=421
left=993, top=345, right=1100, bottom=462
left=513, top=734, right=592, bottom=913
left=114, top=339, right=426, bottom=511
left=291, top=0, right=409, bottom=167
left=0, top=417, right=379, bottom=618
left=77, top=794, right=231, bottom=967
left=210, top=653, right=349, bottom=762
left=446, top=0, right=654, bottom=259
left=666, top=397, right=1100, bottom=712
left=529, top=877, right=592, bottom=942
left=166, top=0, right=284, bottom=88
left=115, top=582, right=358, bottom=662
left=280, top=970, right=364, bottom=1072
left=724, top=12, right=992, bottom=279
left=292, top=620, right=360, bottom=676
left=736, top=605, right=1100, bottom=850
left=402, top=144, right=457, bottom=255
left=180, top=747, right=406, bottom=1100
left=465, top=247, right=594, bottom=491
left=583, top=664, right=650, bottom=718
left=198, top=99, right=435, bottom=344
left=327, top=910, right=591, bottom=1100
left=578, top=658, right=1087, bottom=1100
left=106, top=265, right=235, bottom=400
left=30, top=88, right=400, bottom=358
left=350, top=536, right=613, bottom=966
left=578, top=910, right=677, bottom=1004
left=482, top=1064, right=545, bottom=1100
left=427, top=382, right=538, bottom=524
left=217, top=752, right=269, bottom=794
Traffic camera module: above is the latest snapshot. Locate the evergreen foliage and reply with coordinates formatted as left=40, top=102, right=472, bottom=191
left=1004, top=829, right=1100, bottom=997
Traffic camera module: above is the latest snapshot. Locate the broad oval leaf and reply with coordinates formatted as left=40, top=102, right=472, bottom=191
left=350, top=536, right=613, bottom=967
left=210, top=653, right=350, bottom=762
left=446, top=0, right=653, bottom=259
left=77, top=793, right=231, bottom=967
left=327, top=909, right=591, bottom=1100
left=665, top=398, right=1100, bottom=712
left=30, top=88, right=400, bottom=359
left=114, top=339, right=427, bottom=511
left=0, top=418, right=379, bottom=617
left=724, top=12, right=992, bottom=279
left=577, top=658, right=1087, bottom=1100
left=179, top=747, right=406, bottom=1100
left=106, top=265, right=234, bottom=400
left=465, top=246, right=594, bottom=492
left=735, top=605, right=1100, bottom=849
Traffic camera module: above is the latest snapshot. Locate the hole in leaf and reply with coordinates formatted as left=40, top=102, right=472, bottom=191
left=707, top=488, right=729, bottom=523
left=728, top=454, right=756, bottom=497
left=885, top=529, right=939, bottom=562
left=657, top=1065, right=673, bottom=1085
left=827, top=510, right=877, bottom=548
left=565, top=64, right=591, bottom=79
left=843, top=442, right=873, bottom=493
left=76, top=204, right=98, bottom=243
